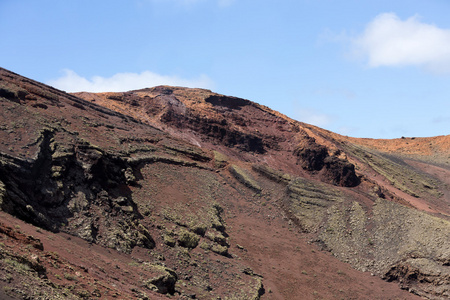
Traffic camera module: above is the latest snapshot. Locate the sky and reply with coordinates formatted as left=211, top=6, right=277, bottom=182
left=1, top=0, right=449, bottom=139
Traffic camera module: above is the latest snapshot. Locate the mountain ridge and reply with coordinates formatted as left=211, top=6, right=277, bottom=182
left=1, top=66, right=449, bottom=299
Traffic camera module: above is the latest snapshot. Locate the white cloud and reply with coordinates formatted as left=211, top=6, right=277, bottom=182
left=297, top=108, right=334, bottom=127
left=47, top=69, right=215, bottom=93
left=351, top=13, right=450, bottom=73
left=337, top=126, right=359, bottom=137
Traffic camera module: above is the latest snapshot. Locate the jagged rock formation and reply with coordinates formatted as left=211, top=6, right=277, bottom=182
left=0, top=131, right=155, bottom=253
left=0, top=67, right=449, bottom=299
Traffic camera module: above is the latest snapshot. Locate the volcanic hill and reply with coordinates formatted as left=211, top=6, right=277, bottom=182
left=0, top=67, right=449, bottom=299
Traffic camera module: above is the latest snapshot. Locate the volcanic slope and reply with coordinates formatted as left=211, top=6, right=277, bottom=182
left=75, top=86, right=450, bottom=299
left=0, top=67, right=445, bottom=299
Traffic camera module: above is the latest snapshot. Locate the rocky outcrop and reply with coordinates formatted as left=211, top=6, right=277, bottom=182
left=204, top=94, right=252, bottom=110
left=0, top=130, right=155, bottom=253
left=321, top=155, right=359, bottom=187
left=294, top=137, right=359, bottom=187
left=384, top=258, right=450, bottom=299
left=143, top=264, right=178, bottom=294
left=294, top=137, right=329, bottom=171
left=161, top=108, right=266, bottom=153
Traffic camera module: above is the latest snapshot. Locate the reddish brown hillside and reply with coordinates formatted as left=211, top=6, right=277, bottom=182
left=75, top=87, right=450, bottom=215
left=75, top=86, right=450, bottom=299
left=0, top=67, right=448, bottom=299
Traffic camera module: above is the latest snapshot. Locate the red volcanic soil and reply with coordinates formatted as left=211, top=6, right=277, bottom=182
left=345, top=135, right=450, bottom=158
left=0, top=212, right=169, bottom=299
left=227, top=209, right=418, bottom=299
left=71, top=88, right=426, bottom=299
left=0, top=197, right=418, bottom=300
left=1, top=68, right=445, bottom=299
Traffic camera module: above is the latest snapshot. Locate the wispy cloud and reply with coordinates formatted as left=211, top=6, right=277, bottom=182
left=337, top=126, right=359, bottom=137
left=296, top=108, right=334, bottom=127
left=350, top=13, right=450, bottom=73
left=47, top=69, right=214, bottom=93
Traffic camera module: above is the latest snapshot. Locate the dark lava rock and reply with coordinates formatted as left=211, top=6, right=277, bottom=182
left=294, top=138, right=328, bottom=171
left=322, top=156, right=360, bottom=187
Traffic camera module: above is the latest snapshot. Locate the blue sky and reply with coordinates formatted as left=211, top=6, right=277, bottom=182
left=1, top=0, right=449, bottom=139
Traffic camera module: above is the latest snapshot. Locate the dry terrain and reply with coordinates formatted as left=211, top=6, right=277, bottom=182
left=1, top=67, right=449, bottom=299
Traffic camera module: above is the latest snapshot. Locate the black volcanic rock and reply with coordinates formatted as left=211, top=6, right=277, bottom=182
left=322, top=156, right=359, bottom=187
left=294, top=138, right=328, bottom=171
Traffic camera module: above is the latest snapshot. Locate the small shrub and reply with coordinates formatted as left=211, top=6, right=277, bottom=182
left=188, top=222, right=207, bottom=236
left=229, top=165, right=261, bottom=192
left=211, top=244, right=228, bottom=256
left=4, top=258, right=31, bottom=273
left=177, top=230, right=200, bottom=249
left=163, top=234, right=176, bottom=247
left=199, top=242, right=211, bottom=251
left=64, top=273, right=77, bottom=281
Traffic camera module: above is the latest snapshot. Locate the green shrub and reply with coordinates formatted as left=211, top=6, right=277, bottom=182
left=177, top=230, right=200, bottom=249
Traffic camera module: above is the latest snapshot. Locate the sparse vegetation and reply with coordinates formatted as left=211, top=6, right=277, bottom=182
left=213, top=150, right=228, bottom=168
left=345, top=144, right=441, bottom=199
left=177, top=229, right=200, bottom=249
left=4, top=258, right=32, bottom=273
left=163, top=233, right=176, bottom=247
left=229, top=164, right=261, bottom=192
left=64, top=273, right=77, bottom=281
left=0, top=67, right=449, bottom=299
